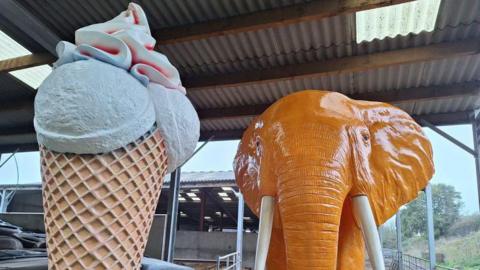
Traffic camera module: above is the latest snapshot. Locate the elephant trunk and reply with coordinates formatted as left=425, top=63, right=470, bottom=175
left=277, top=162, right=350, bottom=269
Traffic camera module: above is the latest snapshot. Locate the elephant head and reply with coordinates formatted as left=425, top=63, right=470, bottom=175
left=233, top=90, right=434, bottom=270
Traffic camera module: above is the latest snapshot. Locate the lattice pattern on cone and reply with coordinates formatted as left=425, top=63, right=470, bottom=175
left=40, top=128, right=168, bottom=270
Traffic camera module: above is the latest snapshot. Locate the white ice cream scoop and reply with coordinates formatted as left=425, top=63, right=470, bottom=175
left=34, top=59, right=156, bottom=154
left=34, top=3, right=199, bottom=172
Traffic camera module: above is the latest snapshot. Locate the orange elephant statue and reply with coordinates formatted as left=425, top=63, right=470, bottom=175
left=234, top=90, right=434, bottom=270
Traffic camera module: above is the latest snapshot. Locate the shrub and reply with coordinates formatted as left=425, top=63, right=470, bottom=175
left=447, top=214, right=480, bottom=237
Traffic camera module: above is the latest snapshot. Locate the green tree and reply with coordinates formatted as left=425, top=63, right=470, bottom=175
left=400, top=183, right=463, bottom=239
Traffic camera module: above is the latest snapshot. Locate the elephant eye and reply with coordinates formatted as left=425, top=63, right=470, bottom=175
left=361, top=130, right=370, bottom=141
left=255, top=139, right=262, bottom=155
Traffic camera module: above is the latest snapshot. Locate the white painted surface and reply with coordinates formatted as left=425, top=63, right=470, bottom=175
left=34, top=3, right=199, bottom=162
left=352, top=195, right=386, bottom=270
left=34, top=59, right=156, bottom=154
left=150, top=84, right=199, bottom=173
left=254, top=196, right=275, bottom=270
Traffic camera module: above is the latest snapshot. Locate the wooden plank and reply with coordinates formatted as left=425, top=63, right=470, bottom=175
left=0, top=54, right=55, bottom=73
left=185, top=39, right=480, bottom=89
left=0, top=0, right=60, bottom=55
left=199, top=129, right=245, bottom=141
left=154, top=0, right=412, bottom=45
left=197, top=82, right=480, bottom=120
left=413, top=111, right=473, bottom=127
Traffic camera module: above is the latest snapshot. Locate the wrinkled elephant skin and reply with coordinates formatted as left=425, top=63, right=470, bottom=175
left=234, top=90, right=434, bottom=270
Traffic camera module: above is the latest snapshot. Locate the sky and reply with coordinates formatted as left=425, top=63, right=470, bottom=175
left=0, top=124, right=478, bottom=214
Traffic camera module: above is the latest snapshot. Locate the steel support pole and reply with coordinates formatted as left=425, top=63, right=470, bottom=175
left=235, top=192, right=244, bottom=270
left=0, top=190, right=6, bottom=213
left=471, top=113, right=480, bottom=211
left=164, top=168, right=181, bottom=262
left=396, top=212, right=403, bottom=270
left=425, top=184, right=436, bottom=270
left=199, top=190, right=206, bottom=231
left=421, top=119, right=475, bottom=156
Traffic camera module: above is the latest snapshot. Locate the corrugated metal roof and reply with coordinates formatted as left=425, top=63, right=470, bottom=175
left=18, top=0, right=313, bottom=41
left=197, top=91, right=480, bottom=131
left=17, top=0, right=480, bottom=78
left=398, top=94, right=480, bottom=115
left=167, top=171, right=235, bottom=183
left=0, top=74, right=35, bottom=103
left=189, top=54, right=480, bottom=108
left=2, top=0, right=479, bottom=140
left=158, top=0, right=480, bottom=77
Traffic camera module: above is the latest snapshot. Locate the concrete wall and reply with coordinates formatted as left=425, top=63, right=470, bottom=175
left=175, top=230, right=257, bottom=269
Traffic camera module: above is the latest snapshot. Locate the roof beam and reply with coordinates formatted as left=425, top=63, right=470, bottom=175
left=154, top=0, right=412, bottom=45
left=0, top=54, right=55, bottom=73
left=350, top=81, right=480, bottom=103
left=197, top=81, right=480, bottom=120
left=414, top=111, right=473, bottom=127
left=185, top=39, right=480, bottom=89
left=198, top=111, right=475, bottom=141
left=0, top=0, right=60, bottom=55
left=200, top=130, right=245, bottom=141
left=0, top=132, right=38, bottom=153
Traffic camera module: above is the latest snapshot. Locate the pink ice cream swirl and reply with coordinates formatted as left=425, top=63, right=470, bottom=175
left=54, top=3, right=185, bottom=94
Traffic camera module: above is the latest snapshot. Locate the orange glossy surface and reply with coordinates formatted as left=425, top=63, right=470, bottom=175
left=234, top=90, right=434, bottom=269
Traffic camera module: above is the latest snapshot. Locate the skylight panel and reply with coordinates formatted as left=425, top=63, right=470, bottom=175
left=0, top=30, right=30, bottom=60
left=10, top=65, right=52, bottom=89
left=0, top=30, right=52, bottom=89
left=356, top=0, right=441, bottom=43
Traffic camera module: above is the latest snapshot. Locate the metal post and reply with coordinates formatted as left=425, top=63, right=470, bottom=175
left=220, top=211, right=224, bottom=231
left=425, top=184, right=436, bottom=270
left=235, top=192, right=244, bottom=270
left=164, top=168, right=181, bottom=262
left=396, top=212, right=403, bottom=270
left=471, top=112, right=480, bottom=211
left=421, top=119, right=475, bottom=156
left=0, top=190, right=6, bottom=213
left=199, top=190, right=206, bottom=231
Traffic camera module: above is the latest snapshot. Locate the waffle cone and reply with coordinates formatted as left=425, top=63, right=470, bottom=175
left=40, top=129, right=168, bottom=270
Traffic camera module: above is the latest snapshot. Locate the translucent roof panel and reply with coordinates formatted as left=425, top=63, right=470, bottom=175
left=0, top=30, right=52, bottom=89
left=356, top=0, right=441, bottom=43
left=0, top=30, right=30, bottom=60
left=9, top=65, right=52, bottom=89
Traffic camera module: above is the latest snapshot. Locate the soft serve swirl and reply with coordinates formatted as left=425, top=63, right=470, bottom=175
left=55, top=2, right=185, bottom=94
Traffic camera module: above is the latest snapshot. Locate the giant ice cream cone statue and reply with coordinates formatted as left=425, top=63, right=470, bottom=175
left=34, top=3, right=199, bottom=269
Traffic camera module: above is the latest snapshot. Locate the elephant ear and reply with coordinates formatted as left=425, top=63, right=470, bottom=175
left=357, top=102, right=434, bottom=225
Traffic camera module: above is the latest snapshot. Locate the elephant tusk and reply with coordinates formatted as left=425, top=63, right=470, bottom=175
left=254, top=196, right=275, bottom=270
left=352, top=195, right=386, bottom=270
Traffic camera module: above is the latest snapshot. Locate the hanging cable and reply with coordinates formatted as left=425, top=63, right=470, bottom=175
left=0, top=149, right=19, bottom=169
